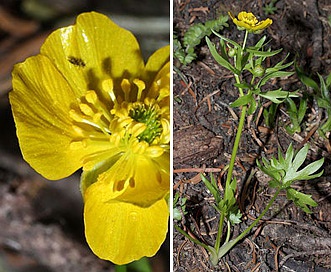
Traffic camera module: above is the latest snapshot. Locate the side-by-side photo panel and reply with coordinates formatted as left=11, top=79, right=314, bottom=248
left=173, top=0, right=331, bottom=271
left=0, top=1, right=170, bottom=271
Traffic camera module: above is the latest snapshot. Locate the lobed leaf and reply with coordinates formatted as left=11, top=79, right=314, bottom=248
left=259, top=88, right=298, bottom=104
left=286, top=188, right=318, bottom=214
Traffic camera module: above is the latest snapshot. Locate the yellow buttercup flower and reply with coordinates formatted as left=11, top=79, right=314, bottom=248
left=228, top=11, right=272, bottom=33
left=10, top=12, right=170, bottom=265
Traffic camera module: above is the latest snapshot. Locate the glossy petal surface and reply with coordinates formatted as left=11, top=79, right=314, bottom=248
left=10, top=12, right=170, bottom=264
left=84, top=181, right=169, bottom=264
left=10, top=55, right=109, bottom=179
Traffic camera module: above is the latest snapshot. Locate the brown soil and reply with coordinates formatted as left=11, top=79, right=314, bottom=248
left=173, top=0, right=331, bottom=271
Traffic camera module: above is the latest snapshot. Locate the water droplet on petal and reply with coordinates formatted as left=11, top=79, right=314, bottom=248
left=129, top=211, right=138, bottom=222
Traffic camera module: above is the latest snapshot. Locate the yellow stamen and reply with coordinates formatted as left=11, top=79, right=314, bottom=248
left=133, top=79, right=145, bottom=101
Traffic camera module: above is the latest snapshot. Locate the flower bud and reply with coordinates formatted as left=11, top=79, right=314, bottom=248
left=253, top=65, right=265, bottom=77
left=228, top=47, right=236, bottom=57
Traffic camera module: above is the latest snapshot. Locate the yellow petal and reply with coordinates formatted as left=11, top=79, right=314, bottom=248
left=10, top=55, right=110, bottom=180
left=238, top=12, right=258, bottom=25
left=41, top=12, right=145, bottom=95
left=117, top=152, right=170, bottom=206
left=228, top=11, right=272, bottom=33
left=143, top=45, right=170, bottom=82
left=84, top=181, right=169, bottom=264
left=94, top=151, right=169, bottom=207
left=253, top=19, right=273, bottom=32
left=147, top=61, right=170, bottom=102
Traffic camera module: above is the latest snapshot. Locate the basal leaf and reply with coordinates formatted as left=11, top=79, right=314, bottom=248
left=295, top=158, right=324, bottom=180
left=286, top=188, right=317, bottom=214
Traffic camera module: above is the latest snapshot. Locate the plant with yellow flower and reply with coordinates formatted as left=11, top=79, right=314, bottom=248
left=175, top=11, right=324, bottom=266
left=228, top=11, right=273, bottom=33
left=10, top=12, right=170, bottom=265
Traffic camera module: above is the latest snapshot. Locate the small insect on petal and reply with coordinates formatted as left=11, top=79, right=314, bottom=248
left=68, top=56, right=86, bottom=67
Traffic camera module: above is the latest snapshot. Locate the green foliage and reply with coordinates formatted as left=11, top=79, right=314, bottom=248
left=296, top=66, right=331, bottom=137
left=200, top=173, right=242, bottom=266
left=285, top=96, right=308, bottom=134
left=173, top=191, right=187, bottom=221
left=174, top=15, right=229, bottom=65
left=201, top=173, right=242, bottom=225
left=257, top=144, right=324, bottom=213
left=176, top=17, right=325, bottom=266
left=206, top=33, right=296, bottom=114
left=263, top=0, right=279, bottom=15
left=263, top=102, right=278, bottom=128
left=259, top=88, right=297, bottom=104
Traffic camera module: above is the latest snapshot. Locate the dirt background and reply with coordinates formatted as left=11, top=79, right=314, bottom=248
left=0, top=0, right=169, bottom=271
left=173, top=0, right=331, bottom=271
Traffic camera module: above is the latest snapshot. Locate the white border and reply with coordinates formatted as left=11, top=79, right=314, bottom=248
left=169, top=0, right=174, bottom=271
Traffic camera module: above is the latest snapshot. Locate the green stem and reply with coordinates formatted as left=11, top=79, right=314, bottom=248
left=215, top=29, right=250, bottom=255
left=225, top=220, right=231, bottom=243
left=224, top=104, right=247, bottom=189
left=234, top=73, right=244, bottom=97
left=236, top=186, right=281, bottom=241
left=214, top=95, right=247, bottom=256
left=242, top=30, right=249, bottom=52
left=214, top=208, right=225, bottom=251
left=218, top=186, right=282, bottom=259
left=174, top=225, right=211, bottom=251
left=226, top=38, right=248, bottom=185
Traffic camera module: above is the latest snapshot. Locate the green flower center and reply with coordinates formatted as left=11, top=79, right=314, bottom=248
left=69, top=77, right=168, bottom=153
left=129, top=104, right=163, bottom=144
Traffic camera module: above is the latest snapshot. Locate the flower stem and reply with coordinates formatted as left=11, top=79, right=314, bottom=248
left=224, top=104, right=247, bottom=190
left=242, top=30, right=248, bottom=51
left=215, top=29, right=249, bottom=256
